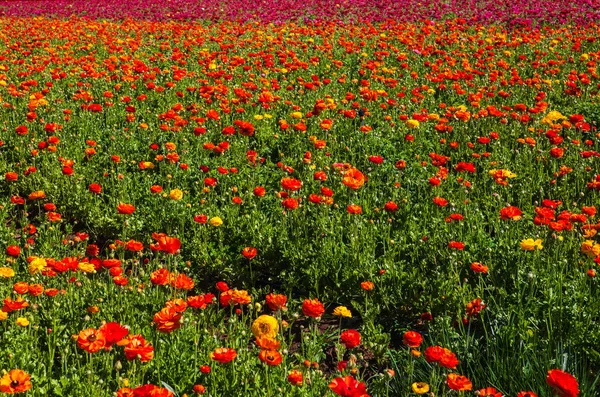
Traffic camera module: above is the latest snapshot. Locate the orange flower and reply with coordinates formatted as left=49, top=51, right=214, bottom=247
left=0, top=369, right=32, bottom=394
left=150, top=268, right=170, bottom=285
left=124, top=334, right=154, bottom=362
left=153, top=307, right=183, bottom=333
left=447, top=373, right=472, bottom=391
left=342, top=168, right=365, bottom=190
left=258, top=349, right=283, bottom=366
left=265, top=293, right=287, bottom=311
left=255, top=337, right=281, bottom=350
left=302, top=298, right=325, bottom=318
left=77, top=328, right=106, bottom=353
left=360, top=281, right=374, bottom=291
left=287, top=370, right=303, bottom=386
left=210, top=347, right=237, bottom=363
left=170, top=273, right=195, bottom=290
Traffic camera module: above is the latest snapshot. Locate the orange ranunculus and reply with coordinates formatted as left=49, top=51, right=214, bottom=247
left=123, top=334, right=154, bottom=362
left=342, top=168, right=365, bottom=190
left=446, top=373, right=472, bottom=391
left=258, top=349, right=283, bottom=366
left=117, top=203, right=136, bottom=214
left=157, top=235, right=181, bottom=254
left=265, top=293, right=287, bottom=311
left=402, top=331, right=423, bottom=347
left=170, top=273, right=195, bottom=290
left=153, top=307, right=183, bottom=333
left=210, top=347, right=237, bottom=363
left=77, top=328, right=106, bottom=353
left=150, top=268, right=170, bottom=285
left=302, top=298, right=325, bottom=318
left=499, top=206, right=523, bottom=220
left=0, top=369, right=32, bottom=394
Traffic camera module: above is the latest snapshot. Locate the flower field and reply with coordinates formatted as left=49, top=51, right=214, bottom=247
left=0, top=2, right=600, bottom=396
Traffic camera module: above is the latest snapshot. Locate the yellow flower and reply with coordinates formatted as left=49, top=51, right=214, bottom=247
left=541, top=110, right=566, bottom=125
left=209, top=216, right=223, bottom=227
left=520, top=238, right=543, bottom=251
left=16, top=317, right=29, bottom=327
left=332, top=306, right=352, bottom=318
left=28, top=257, right=47, bottom=275
left=0, top=267, right=15, bottom=278
left=412, top=382, right=430, bottom=394
left=78, top=262, right=96, bottom=273
left=253, top=114, right=264, bottom=121
left=0, top=311, right=7, bottom=321
left=581, top=240, right=600, bottom=257
left=291, top=111, right=303, bottom=119
left=169, top=189, right=183, bottom=201
left=251, top=315, right=279, bottom=339
left=406, top=119, right=420, bottom=129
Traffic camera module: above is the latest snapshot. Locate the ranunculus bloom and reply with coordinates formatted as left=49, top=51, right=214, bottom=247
left=340, top=329, right=361, bottom=349
left=117, top=203, right=135, bottom=214
left=446, top=373, right=472, bottom=391
left=328, top=376, right=368, bottom=397
left=302, top=298, right=325, bottom=318
left=546, top=369, right=579, bottom=397
left=402, top=330, right=423, bottom=347
left=342, top=168, right=365, bottom=190
left=210, top=347, right=237, bottom=363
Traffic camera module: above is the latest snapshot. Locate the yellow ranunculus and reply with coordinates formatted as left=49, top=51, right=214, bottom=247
left=16, top=317, right=29, bottom=327
left=520, top=238, right=543, bottom=251
left=78, top=262, right=96, bottom=273
left=209, top=216, right=223, bottom=227
left=28, top=257, right=47, bottom=275
left=0, top=267, right=15, bottom=278
left=581, top=240, right=600, bottom=257
left=406, top=119, right=420, bottom=129
left=0, top=311, right=7, bottom=321
left=412, top=382, right=430, bottom=394
left=251, top=315, right=279, bottom=339
left=169, top=189, right=183, bottom=201
left=332, top=306, right=352, bottom=318
left=291, top=111, right=303, bottom=119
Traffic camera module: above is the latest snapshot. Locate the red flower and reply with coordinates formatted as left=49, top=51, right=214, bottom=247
left=546, top=369, right=579, bottom=397
left=210, top=347, right=237, bottom=363
left=448, top=241, right=465, bottom=250
left=287, top=370, right=303, bottom=386
left=242, top=247, right=257, bottom=260
left=340, top=329, right=361, bottom=349
left=455, top=162, right=476, bottom=173
left=328, top=376, right=369, bottom=397
left=433, top=196, right=448, bottom=207
left=6, top=245, right=20, bottom=257
left=157, top=236, right=181, bottom=254
left=124, top=335, right=154, bottom=362
left=368, top=155, right=384, bottom=164
left=281, top=177, right=302, bottom=191
left=253, top=186, right=266, bottom=197
left=302, top=298, right=325, bottom=318
left=117, top=203, right=136, bottom=215
left=402, top=331, right=423, bottom=347
left=99, top=322, right=128, bottom=348
left=89, top=183, right=102, bottom=194
left=282, top=197, right=299, bottom=210
left=384, top=201, right=398, bottom=212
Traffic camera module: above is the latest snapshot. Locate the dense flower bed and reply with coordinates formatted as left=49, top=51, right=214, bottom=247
left=0, top=0, right=599, bottom=25
left=0, top=15, right=599, bottom=397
